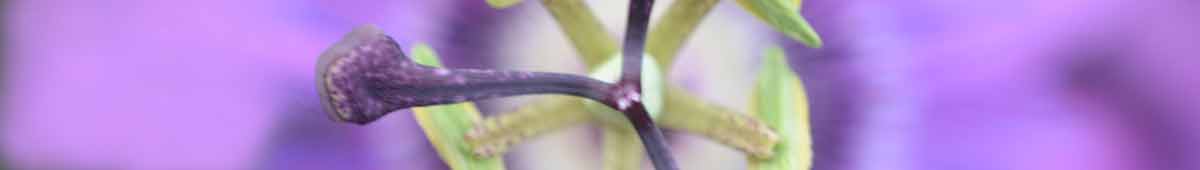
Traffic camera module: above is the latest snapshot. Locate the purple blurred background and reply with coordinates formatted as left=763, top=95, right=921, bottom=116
left=2, top=0, right=1198, bottom=169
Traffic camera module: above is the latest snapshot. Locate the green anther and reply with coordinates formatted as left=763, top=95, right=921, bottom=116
left=485, top=0, right=523, bottom=9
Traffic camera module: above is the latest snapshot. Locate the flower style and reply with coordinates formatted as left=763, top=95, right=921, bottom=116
left=316, top=0, right=822, bottom=169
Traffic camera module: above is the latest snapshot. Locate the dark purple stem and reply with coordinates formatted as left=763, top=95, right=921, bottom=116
left=317, top=7, right=679, bottom=167
left=371, top=65, right=613, bottom=110
left=620, top=0, right=653, bottom=83
left=616, top=0, right=678, bottom=169
left=316, top=26, right=613, bottom=124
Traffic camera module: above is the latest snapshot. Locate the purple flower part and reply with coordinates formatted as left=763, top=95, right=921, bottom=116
left=317, top=25, right=614, bottom=124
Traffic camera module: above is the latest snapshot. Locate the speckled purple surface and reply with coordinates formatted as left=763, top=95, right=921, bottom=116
left=316, top=25, right=614, bottom=124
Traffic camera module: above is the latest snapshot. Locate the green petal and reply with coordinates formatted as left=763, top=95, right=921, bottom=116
left=735, top=0, right=823, bottom=48
left=409, top=44, right=506, bottom=170
left=486, top=0, right=522, bottom=9
left=748, top=47, right=812, bottom=170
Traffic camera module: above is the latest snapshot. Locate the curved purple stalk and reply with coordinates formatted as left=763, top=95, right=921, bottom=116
left=316, top=0, right=679, bottom=166
left=316, top=26, right=612, bottom=124
left=614, top=0, right=678, bottom=169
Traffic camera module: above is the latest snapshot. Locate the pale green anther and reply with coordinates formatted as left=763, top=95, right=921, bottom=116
left=659, top=87, right=779, bottom=158
left=542, top=0, right=619, bottom=68
left=736, top=0, right=823, bottom=48
left=409, top=44, right=507, bottom=170
left=463, top=95, right=591, bottom=157
left=748, top=46, right=813, bottom=170
left=646, top=0, right=719, bottom=69
left=486, top=0, right=523, bottom=9
left=583, top=54, right=665, bottom=129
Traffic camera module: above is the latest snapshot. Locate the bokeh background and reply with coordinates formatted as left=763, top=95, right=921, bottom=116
left=3, top=0, right=1199, bottom=169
